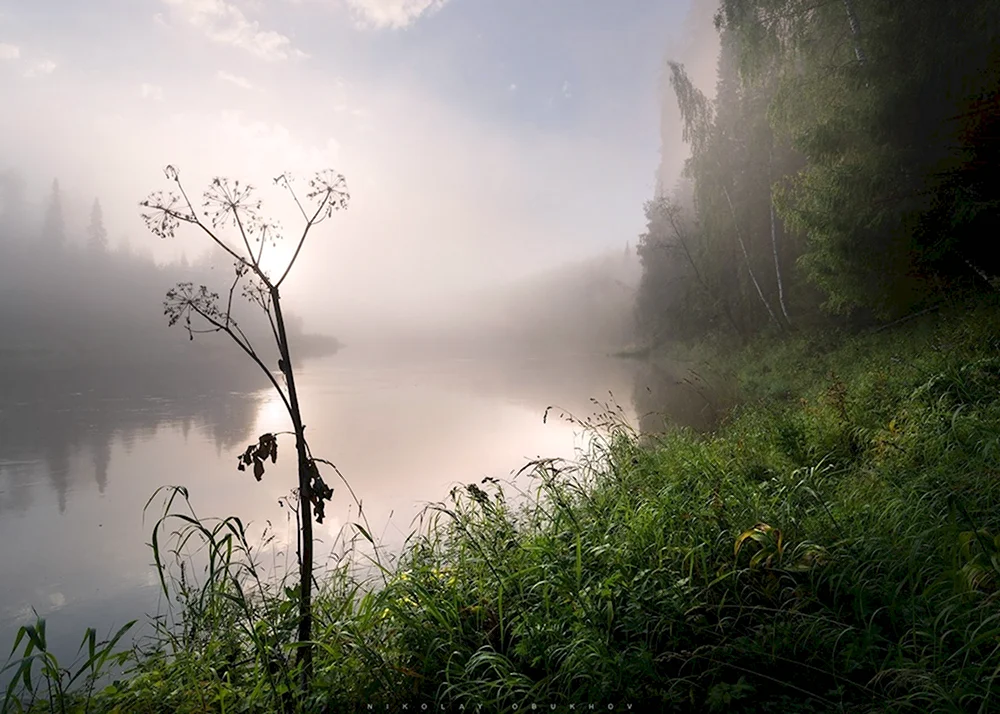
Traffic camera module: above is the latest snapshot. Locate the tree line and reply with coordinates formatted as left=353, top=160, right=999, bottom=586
left=0, top=171, right=321, bottom=390
left=635, top=0, right=1000, bottom=345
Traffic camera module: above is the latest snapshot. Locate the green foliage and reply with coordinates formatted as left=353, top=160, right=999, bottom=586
left=6, top=299, right=1000, bottom=712
left=634, top=193, right=726, bottom=341
left=2, top=616, right=134, bottom=714
left=637, top=0, right=1000, bottom=345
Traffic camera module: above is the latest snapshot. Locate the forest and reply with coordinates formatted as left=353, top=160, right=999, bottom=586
left=0, top=175, right=337, bottom=396
left=3, top=0, right=1000, bottom=712
left=634, top=0, right=999, bottom=344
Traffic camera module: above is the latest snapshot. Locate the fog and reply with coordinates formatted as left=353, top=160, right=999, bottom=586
left=0, top=1, right=730, bottom=484
left=0, top=0, right=721, bottom=342
left=0, top=0, right=750, bottom=685
left=5, top=0, right=998, bottom=705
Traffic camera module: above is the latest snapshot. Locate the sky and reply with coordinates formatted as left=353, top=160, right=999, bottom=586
left=0, top=0, right=709, bottom=332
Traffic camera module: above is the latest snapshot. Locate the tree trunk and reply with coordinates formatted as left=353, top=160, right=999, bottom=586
left=842, top=0, right=867, bottom=64
left=770, top=199, right=792, bottom=325
left=271, top=288, right=314, bottom=690
left=768, top=150, right=791, bottom=325
left=666, top=205, right=745, bottom=338
left=722, top=184, right=781, bottom=329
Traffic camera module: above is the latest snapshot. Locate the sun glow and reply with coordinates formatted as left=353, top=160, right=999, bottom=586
left=256, top=391, right=290, bottom=433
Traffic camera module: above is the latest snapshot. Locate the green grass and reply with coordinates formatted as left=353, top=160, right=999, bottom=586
left=5, top=295, right=1000, bottom=713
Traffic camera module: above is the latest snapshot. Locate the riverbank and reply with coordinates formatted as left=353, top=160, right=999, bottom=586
left=5, top=295, right=1000, bottom=712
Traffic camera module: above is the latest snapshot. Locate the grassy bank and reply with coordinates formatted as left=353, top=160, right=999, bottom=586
left=5, top=296, right=1000, bottom=713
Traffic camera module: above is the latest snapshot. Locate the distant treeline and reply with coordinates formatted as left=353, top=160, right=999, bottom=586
left=636, top=0, right=1000, bottom=344
left=0, top=174, right=337, bottom=394
left=457, top=249, right=641, bottom=356
left=348, top=248, right=642, bottom=359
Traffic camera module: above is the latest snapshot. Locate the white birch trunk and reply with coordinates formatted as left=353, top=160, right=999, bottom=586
left=843, top=0, right=867, bottom=64
left=722, top=184, right=781, bottom=328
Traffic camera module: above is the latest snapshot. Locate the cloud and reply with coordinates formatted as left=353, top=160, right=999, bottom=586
left=0, top=16, right=655, bottom=334
left=345, top=0, right=449, bottom=29
left=164, top=109, right=344, bottom=181
left=325, top=137, right=342, bottom=159
left=161, top=0, right=305, bottom=60
left=139, top=83, right=165, bottom=101
left=23, top=59, right=56, bottom=77
left=216, top=69, right=253, bottom=89
left=0, top=43, right=19, bottom=60
left=508, top=83, right=517, bottom=92
left=561, top=80, right=572, bottom=99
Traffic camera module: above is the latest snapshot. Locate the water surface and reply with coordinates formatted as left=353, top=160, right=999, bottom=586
left=0, top=349, right=716, bottom=671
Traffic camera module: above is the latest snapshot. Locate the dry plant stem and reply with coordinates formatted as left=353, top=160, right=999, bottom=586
left=270, top=288, right=315, bottom=682
left=140, top=165, right=350, bottom=693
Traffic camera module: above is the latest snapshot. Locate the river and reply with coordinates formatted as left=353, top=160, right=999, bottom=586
left=0, top=348, right=719, bottom=676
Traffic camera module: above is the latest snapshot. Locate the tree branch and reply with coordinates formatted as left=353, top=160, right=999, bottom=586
left=187, top=302, right=292, bottom=417
left=255, top=222, right=268, bottom=266
left=173, top=175, right=250, bottom=269
left=225, top=265, right=244, bottom=329
left=275, top=198, right=327, bottom=289
left=277, top=174, right=310, bottom=222
left=233, top=210, right=258, bottom=274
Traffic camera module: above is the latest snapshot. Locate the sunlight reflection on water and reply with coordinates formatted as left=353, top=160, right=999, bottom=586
left=1, top=351, right=642, bottom=675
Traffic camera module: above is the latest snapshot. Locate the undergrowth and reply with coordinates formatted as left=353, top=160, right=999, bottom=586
left=4, top=296, right=1000, bottom=713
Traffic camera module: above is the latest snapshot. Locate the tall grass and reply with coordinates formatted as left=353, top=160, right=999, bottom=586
left=4, top=295, right=1000, bottom=712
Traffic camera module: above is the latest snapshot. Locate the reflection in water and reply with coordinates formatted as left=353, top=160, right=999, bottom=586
left=0, top=379, right=264, bottom=688
left=0, top=351, right=719, bottom=683
left=0, top=390, right=261, bottom=516
left=631, top=358, right=730, bottom=435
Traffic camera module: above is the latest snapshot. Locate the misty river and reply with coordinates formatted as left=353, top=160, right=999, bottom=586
left=0, top=349, right=720, bottom=671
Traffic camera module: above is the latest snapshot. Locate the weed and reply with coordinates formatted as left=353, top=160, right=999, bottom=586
left=6, top=298, right=1000, bottom=712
